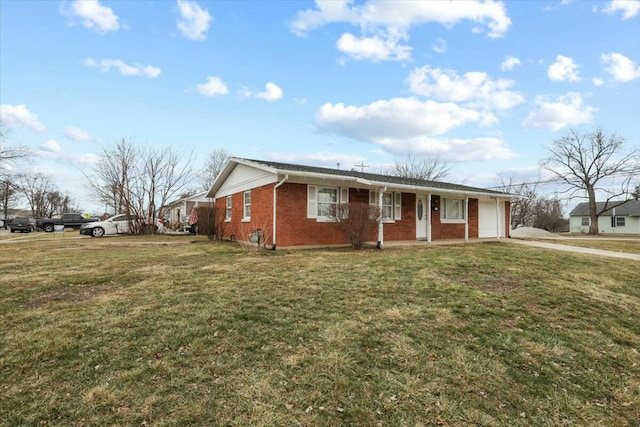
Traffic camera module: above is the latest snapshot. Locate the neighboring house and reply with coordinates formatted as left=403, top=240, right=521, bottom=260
left=206, top=158, right=513, bottom=249
left=569, top=200, right=640, bottom=234
left=165, top=191, right=214, bottom=227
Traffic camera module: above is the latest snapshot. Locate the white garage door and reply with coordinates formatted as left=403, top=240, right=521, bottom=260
left=478, top=201, right=499, bottom=238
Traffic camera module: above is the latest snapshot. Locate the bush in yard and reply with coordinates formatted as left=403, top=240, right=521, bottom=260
left=196, top=205, right=225, bottom=240
left=328, top=202, right=381, bottom=250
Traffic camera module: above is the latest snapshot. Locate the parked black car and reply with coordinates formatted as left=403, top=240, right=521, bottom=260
left=36, top=213, right=100, bottom=232
left=9, top=217, right=36, bottom=233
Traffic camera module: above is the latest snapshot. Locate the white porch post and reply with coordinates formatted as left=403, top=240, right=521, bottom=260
left=427, top=193, right=432, bottom=243
left=377, top=188, right=386, bottom=249
left=496, top=198, right=501, bottom=239
left=464, top=196, right=469, bottom=241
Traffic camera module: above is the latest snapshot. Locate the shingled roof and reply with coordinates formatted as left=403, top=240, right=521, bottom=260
left=240, top=158, right=509, bottom=196
left=569, top=200, right=640, bottom=216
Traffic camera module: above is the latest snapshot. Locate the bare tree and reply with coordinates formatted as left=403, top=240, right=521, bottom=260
left=86, top=139, right=195, bottom=234
left=0, top=124, right=32, bottom=178
left=633, top=185, right=640, bottom=200
left=199, top=148, right=230, bottom=191
left=496, top=173, right=538, bottom=229
left=0, top=179, right=20, bottom=224
left=382, top=154, right=450, bottom=182
left=14, top=172, right=54, bottom=217
left=532, top=198, right=566, bottom=232
left=543, top=128, right=639, bottom=235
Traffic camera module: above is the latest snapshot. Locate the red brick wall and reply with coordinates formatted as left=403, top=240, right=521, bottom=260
left=216, top=183, right=490, bottom=247
left=430, top=195, right=478, bottom=239
left=275, top=183, right=349, bottom=247
left=275, top=185, right=417, bottom=247
left=383, top=192, right=415, bottom=240
left=216, top=183, right=275, bottom=245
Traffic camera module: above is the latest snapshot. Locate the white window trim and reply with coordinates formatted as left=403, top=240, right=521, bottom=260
left=242, top=191, right=251, bottom=222
left=441, top=198, right=466, bottom=224
left=581, top=217, right=590, bottom=227
left=614, top=216, right=626, bottom=227
left=369, top=191, right=401, bottom=223
left=316, top=186, right=339, bottom=222
left=307, top=185, right=349, bottom=222
left=225, top=195, right=232, bottom=222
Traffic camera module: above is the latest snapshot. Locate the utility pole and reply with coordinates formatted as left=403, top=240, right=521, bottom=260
left=354, top=162, right=369, bottom=172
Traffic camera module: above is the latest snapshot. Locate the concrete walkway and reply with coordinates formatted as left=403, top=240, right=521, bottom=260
left=509, top=239, right=640, bottom=261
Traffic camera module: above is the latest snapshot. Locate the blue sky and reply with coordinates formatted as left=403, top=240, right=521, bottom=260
left=1, top=0, right=639, bottom=213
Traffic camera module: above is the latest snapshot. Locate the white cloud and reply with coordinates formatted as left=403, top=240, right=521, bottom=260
left=601, top=52, right=640, bottom=82
left=85, top=58, right=161, bottom=78
left=313, top=97, right=515, bottom=161
left=316, top=98, right=494, bottom=140
left=67, top=0, right=119, bottom=33
left=521, top=92, right=595, bottom=131
left=547, top=55, right=581, bottom=82
left=65, top=126, right=93, bottom=142
left=196, top=76, right=229, bottom=97
left=602, top=0, right=640, bottom=19
left=292, top=0, right=511, bottom=38
left=40, top=139, right=61, bottom=154
left=431, top=38, right=447, bottom=54
left=256, top=82, right=283, bottom=102
left=336, top=33, right=411, bottom=62
left=176, top=0, right=212, bottom=41
left=0, top=104, right=46, bottom=132
left=501, top=56, right=521, bottom=71
left=291, top=0, right=511, bottom=61
left=592, top=77, right=605, bottom=86
left=407, top=66, right=525, bottom=110
left=241, top=82, right=283, bottom=102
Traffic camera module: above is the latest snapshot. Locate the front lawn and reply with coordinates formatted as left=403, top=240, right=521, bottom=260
left=1, top=237, right=638, bottom=426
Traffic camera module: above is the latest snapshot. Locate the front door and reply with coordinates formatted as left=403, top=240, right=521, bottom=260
left=416, top=195, right=427, bottom=239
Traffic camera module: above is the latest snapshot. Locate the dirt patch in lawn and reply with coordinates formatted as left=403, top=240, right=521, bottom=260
left=26, top=281, right=123, bottom=308
left=459, top=274, right=525, bottom=294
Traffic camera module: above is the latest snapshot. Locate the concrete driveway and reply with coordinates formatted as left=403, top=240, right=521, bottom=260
left=509, top=239, right=640, bottom=261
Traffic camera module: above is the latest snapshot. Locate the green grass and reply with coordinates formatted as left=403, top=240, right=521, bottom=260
left=1, top=237, right=639, bottom=426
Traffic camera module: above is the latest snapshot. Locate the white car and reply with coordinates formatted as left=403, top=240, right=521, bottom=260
left=80, top=214, right=138, bottom=237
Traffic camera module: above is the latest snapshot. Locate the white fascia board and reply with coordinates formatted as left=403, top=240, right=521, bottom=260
left=208, top=158, right=280, bottom=198
left=278, top=168, right=514, bottom=200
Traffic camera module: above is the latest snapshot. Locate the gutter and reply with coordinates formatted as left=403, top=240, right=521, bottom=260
left=272, top=174, right=288, bottom=250
left=271, top=169, right=514, bottom=199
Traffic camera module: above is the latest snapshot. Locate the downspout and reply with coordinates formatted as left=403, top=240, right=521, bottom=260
left=464, top=196, right=469, bottom=241
left=272, top=174, right=289, bottom=250
left=377, top=187, right=387, bottom=249
left=427, top=192, right=432, bottom=243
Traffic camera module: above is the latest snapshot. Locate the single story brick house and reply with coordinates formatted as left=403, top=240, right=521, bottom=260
left=569, top=200, right=640, bottom=234
left=206, top=158, right=513, bottom=249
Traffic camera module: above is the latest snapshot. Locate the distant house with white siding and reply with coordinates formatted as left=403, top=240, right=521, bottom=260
left=165, top=191, right=214, bottom=228
left=569, top=200, right=640, bottom=234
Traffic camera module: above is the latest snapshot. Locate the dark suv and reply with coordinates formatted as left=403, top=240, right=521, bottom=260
left=9, top=217, right=36, bottom=233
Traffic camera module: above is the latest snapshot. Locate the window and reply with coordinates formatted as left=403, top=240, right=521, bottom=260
left=225, top=195, right=232, bottom=221
left=243, top=191, right=251, bottom=220
left=317, top=187, right=338, bottom=218
left=369, top=191, right=402, bottom=221
left=443, top=198, right=465, bottom=221
left=307, top=186, right=349, bottom=220
left=581, top=217, right=590, bottom=227
left=612, top=216, right=626, bottom=227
